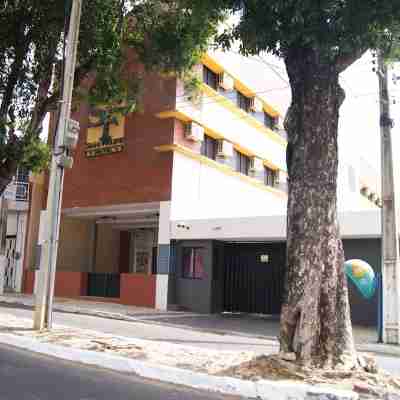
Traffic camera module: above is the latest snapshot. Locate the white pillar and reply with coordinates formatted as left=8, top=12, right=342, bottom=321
left=155, top=201, right=171, bottom=310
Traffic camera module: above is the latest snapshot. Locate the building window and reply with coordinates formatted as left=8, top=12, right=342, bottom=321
left=203, top=65, right=218, bottom=90
left=182, top=247, right=205, bottom=279
left=234, top=149, right=250, bottom=176
left=201, top=135, right=217, bottom=160
left=237, top=91, right=252, bottom=112
left=264, top=113, right=277, bottom=130
left=16, top=167, right=29, bottom=183
left=264, top=166, right=276, bottom=187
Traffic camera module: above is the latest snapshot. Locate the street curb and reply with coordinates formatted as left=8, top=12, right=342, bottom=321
left=0, top=332, right=358, bottom=400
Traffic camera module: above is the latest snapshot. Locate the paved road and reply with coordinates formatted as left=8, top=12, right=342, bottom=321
left=0, top=344, right=238, bottom=400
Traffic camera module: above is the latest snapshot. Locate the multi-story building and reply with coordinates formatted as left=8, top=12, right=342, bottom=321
left=22, top=51, right=381, bottom=325
left=1, top=168, right=30, bottom=292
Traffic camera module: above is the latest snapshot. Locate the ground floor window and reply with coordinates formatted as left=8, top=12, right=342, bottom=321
left=182, top=247, right=205, bottom=279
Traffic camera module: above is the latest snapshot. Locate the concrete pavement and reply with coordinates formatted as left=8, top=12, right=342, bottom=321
left=0, top=303, right=398, bottom=377
left=0, top=303, right=277, bottom=352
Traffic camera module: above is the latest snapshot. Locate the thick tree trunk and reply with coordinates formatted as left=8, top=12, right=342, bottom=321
left=280, top=48, right=357, bottom=368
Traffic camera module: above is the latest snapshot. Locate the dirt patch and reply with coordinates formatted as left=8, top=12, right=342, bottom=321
left=219, top=354, right=400, bottom=399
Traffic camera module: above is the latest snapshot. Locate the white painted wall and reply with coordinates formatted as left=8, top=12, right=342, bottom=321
left=171, top=210, right=381, bottom=242
left=179, top=96, right=287, bottom=171
left=170, top=152, right=287, bottom=221
left=337, top=158, right=378, bottom=211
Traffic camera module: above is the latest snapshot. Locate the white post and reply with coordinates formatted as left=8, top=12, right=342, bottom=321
left=377, top=52, right=400, bottom=344
left=155, top=201, right=171, bottom=311
left=33, top=0, right=83, bottom=330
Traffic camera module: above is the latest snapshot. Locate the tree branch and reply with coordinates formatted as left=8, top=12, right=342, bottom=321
left=336, top=47, right=368, bottom=73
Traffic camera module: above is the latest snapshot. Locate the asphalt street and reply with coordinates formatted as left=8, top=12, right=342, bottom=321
left=0, top=344, right=238, bottom=400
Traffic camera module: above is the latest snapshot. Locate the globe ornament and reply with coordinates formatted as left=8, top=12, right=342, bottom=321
left=344, top=259, right=376, bottom=299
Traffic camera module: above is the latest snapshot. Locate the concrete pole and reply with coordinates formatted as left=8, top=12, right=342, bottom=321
left=377, top=51, right=400, bottom=344
left=33, top=0, right=83, bottom=330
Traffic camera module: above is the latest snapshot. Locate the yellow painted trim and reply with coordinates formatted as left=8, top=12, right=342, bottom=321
left=155, top=144, right=287, bottom=198
left=156, top=108, right=282, bottom=171
left=200, top=84, right=287, bottom=146
left=156, top=110, right=191, bottom=122
left=263, top=159, right=280, bottom=171
left=201, top=54, right=224, bottom=74
left=201, top=54, right=281, bottom=117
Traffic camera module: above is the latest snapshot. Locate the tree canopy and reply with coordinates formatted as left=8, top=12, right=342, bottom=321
left=0, top=0, right=227, bottom=192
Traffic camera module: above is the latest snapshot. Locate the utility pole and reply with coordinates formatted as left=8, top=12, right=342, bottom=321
left=377, top=51, right=400, bottom=344
left=33, top=0, right=82, bottom=330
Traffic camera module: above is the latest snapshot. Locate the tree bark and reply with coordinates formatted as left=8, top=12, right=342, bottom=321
left=280, top=48, right=357, bottom=368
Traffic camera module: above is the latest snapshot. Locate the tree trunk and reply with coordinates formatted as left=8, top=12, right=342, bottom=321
left=280, top=48, right=357, bottom=368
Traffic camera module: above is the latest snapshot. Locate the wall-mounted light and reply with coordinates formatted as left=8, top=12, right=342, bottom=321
left=177, top=222, right=190, bottom=230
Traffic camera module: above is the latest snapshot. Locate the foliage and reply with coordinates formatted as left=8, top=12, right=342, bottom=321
left=216, top=1, right=400, bottom=70
left=20, top=137, right=51, bottom=173
left=0, top=0, right=228, bottom=190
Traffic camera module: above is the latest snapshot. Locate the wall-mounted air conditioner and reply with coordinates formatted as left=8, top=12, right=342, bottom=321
left=217, top=139, right=234, bottom=158
left=249, top=157, right=264, bottom=172
left=250, top=97, right=264, bottom=113
left=218, top=73, right=234, bottom=91
left=184, top=121, right=204, bottom=142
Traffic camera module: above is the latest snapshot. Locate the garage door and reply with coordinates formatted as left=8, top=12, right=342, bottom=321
left=223, top=242, right=286, bottom=315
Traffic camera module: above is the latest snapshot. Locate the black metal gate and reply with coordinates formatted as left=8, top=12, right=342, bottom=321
left=87, top=273, right=120, bottom=298
left=223, top=242, right=286, bottom=315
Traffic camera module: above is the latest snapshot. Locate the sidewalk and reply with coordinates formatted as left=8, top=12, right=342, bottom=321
left=0, top=294, right=398, bottom=399
left=0, top=293, right=379, bottom=345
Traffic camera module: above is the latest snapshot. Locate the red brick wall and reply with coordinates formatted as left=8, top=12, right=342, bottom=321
left=23, top=271, right=88, bottom=298
left=120, top=273, right=156, bottom=308
left=61, top=63, right=177, bottom=209
left=54, top=271, right=88, bottom=297
left=23, top=270, right=35, bottom=294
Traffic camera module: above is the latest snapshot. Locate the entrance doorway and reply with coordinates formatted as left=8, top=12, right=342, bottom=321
left=222, top=242, right=286, bottom=315
left=4, top=236, right=18, bottom=291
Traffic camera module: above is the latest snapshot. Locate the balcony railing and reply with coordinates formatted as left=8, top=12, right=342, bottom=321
left=4, top=181, right=30, bottom=202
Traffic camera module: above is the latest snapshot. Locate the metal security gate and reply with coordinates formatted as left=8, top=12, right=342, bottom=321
left=4, top=236, right=17, bottom=291
left=223, top=242, right=286, bottom=315
left=87, top=273, right=120, bottom=298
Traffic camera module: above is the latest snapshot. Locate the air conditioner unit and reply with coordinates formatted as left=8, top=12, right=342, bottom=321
left=217, top=139, right=233, bottom=158
left=251, top=97, right=264, bottom=113
left=218, top=73, right=234, bottom=91
left=249, top=157, right=264, bottom=172
left=184, top=121, right=204, bottom=142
